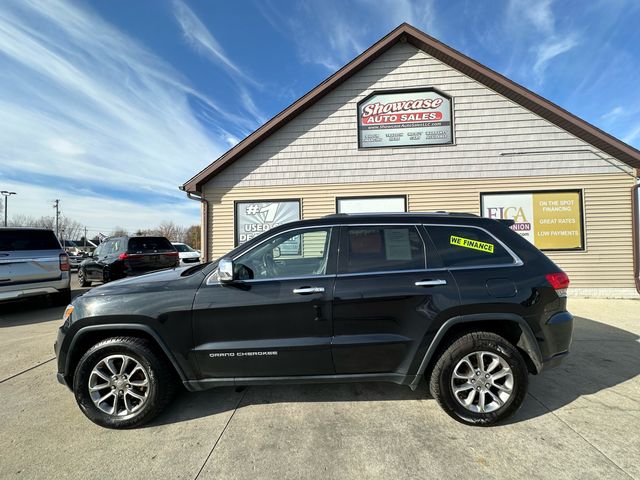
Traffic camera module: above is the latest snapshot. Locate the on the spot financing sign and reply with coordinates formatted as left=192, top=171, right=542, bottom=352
left=481, top=191, right=584, bottom=250
left=358, top=88, right=453, bottom=148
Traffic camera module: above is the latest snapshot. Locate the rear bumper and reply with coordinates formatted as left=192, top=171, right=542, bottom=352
left=539, top=311, right=573, bottom=371
left=0, top=275, right=70, bottom=302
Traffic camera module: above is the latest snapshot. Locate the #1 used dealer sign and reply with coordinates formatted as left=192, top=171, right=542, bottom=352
left=358, top=88, right=453, bottom=148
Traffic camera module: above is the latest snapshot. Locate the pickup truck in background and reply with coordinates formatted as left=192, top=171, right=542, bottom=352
left=0, top=228, right=71, bottom=305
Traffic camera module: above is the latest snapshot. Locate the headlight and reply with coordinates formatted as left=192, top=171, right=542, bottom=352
left=62, top=305, right=74, bottom=326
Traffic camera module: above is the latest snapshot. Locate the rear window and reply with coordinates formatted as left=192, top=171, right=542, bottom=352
left=0, top=229, right=60, bottom=251
left=343, top=226, right=425, bottom=274
left=127, top=237, right=174, bottom=253
left=426, top=225, right=516, bottom=268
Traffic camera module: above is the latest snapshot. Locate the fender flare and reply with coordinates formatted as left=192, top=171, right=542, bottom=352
left=64, top=323, right=188, bottom=384
left=410, top=313, right=543, bottom=389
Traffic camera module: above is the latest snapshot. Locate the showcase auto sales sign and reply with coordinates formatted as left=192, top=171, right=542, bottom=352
left=358, top=88, right=453, bottom=148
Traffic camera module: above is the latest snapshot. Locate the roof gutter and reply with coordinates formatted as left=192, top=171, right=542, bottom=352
left=180, top=186, right=209, bottom=262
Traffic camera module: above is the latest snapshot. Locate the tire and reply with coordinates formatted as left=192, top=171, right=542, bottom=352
left=429, top=331, right=528, bottom=426
left=51, top=288, right=72, bottom=307
left=73, top=337, right=177, bottom=429
left=77, top=268, right=91, bottom=287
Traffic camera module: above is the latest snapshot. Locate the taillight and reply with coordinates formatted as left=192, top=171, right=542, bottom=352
left=59, top=253, right=70, bottom=271
left=546, top=272, right=570, bottom=297
left=118, top=253, right=142, bottom=260
left=164, top=251, right=179, bottom=257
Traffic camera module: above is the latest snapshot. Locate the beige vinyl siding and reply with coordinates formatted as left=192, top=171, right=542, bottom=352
left=206, top=42, right=633, bottom=190
left=203, top=172, right=636, bottom=291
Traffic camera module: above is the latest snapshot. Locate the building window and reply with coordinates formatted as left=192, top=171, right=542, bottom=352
left=336, top=196, right=407, bottom=214
left=234, top=200, right=301, bottom=246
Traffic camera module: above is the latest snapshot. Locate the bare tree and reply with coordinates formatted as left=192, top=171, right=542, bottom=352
left=154, top=221, right=185, bottom=242
left=184, top=225, right=201, bottom=250
left=111, top=226, right=129, bottom=237
left=8, top=214, right=37, bottom=227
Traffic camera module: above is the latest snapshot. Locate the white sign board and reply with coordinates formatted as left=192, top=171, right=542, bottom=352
left=337, top=196, right=406, bottom=214
left=358, top=88, right=453, bottom=148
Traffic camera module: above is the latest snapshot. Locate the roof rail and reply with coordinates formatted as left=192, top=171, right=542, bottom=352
left=323, top=211, right=478, bottom=218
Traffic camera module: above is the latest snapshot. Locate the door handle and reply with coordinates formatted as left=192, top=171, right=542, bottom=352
left=415, top=279, right=447, bottom=287
left=292, top=287, right=325, bottom=294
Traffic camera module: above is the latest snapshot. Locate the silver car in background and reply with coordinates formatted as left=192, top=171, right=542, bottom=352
left=0, top=228, right=71, bottom=305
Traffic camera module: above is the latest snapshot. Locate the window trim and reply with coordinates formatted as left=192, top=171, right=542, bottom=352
left=337, top=224, right=428, bottom=275
left=423, top=223, right=524, bottom=270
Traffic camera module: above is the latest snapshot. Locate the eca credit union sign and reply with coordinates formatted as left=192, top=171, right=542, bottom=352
left=481, top=190, right=584, bottom=251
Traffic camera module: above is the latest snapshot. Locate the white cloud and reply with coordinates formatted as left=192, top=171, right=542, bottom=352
left=601, top=106, right=625, bottom=121
left=258, top=0, right=441, bottom=73
left=623, top=123, right=640, bottom=145
left=172, top=0, right=254, bottom=85
left=533, top=35, right=580, bottom=79
left=0, top=0, right=236, bottom=228
left=172, top=0, right=265, bottom=124
left=2, top=179, right=200, bottom=234
left=504, top=0, right=580, bottom=84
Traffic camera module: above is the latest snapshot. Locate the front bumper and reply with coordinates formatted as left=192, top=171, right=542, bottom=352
left=54, top=326, right=72, bottom=389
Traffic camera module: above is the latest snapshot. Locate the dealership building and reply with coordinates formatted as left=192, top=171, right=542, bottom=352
left=182, top=23, right=640, bottom=298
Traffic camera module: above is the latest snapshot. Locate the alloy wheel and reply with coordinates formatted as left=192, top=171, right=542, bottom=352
left=450, top=350, right=514, bottom=413
left=88, top=354, right=150, bottom=416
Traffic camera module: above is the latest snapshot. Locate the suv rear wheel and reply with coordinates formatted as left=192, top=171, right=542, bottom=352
left=429, top=331, right=528, bottom=426
left=73, top=337, right=176, bottom=429
left=77, top=268, right=90, bottom=287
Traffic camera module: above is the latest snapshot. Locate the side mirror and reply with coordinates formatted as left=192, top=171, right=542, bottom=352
left=218, top=257, right=234, bottom=282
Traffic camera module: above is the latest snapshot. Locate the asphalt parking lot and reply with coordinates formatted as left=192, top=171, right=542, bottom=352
left=1, top=275, right=639, bottom=480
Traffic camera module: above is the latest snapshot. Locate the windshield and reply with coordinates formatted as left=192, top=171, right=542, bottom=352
left=173, top=244, right=194, bottom=252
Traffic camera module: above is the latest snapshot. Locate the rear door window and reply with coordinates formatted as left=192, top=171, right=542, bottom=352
left=128, top=237, right=174, bottom=253
left=340, top=225, right=425, bottom=274
left=425, top=225, right=516, bottom=268
left=0, top=230, right=60, bottom=251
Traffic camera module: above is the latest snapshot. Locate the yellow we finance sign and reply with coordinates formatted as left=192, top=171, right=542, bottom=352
left=450, top=235, right=495, bottom=253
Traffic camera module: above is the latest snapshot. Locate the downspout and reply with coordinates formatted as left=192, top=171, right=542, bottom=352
left=180, top=186, right=209, bottom=262
left=632, top=179, right=640, bottom=294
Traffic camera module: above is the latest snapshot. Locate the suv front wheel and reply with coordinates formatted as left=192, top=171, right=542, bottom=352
left=429, top=331, right=528, bottom=426
left=73, top=337, right=176, bottom=429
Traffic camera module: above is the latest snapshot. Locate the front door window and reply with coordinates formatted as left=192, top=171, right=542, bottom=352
left=234, top=227, right=332, bottom=280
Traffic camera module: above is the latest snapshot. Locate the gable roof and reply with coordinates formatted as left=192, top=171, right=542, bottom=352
left=182, top=23, right=640, bottom=193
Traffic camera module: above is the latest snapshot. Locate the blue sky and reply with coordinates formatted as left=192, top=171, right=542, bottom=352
left=1, top=0, right=639, bottom=235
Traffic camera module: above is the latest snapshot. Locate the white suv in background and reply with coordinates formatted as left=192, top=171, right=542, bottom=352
left=171, top=242, right=201, bottom=266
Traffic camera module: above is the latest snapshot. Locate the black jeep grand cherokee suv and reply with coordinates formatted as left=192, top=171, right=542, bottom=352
left=55, top=213, right=573, bottom=428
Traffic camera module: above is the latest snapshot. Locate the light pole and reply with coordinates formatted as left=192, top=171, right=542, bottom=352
left=1, top=191, right=17, bottom=227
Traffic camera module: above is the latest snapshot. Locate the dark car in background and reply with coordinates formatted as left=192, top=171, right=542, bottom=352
left=77, top=236, right=178, bottom=287
left=0, top=228, right=71, bottom=305
left=56, top=213, right=573, bottom=429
